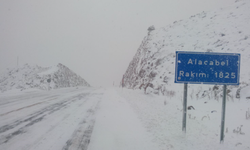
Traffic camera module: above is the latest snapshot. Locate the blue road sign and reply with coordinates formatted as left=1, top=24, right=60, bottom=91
left=175, top=51, right=240, bottom=85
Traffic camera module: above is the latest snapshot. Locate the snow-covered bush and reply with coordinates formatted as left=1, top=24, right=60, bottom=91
left=246, top=108, right=250, bottom=120
left=233, top=125, right=245, bottom=135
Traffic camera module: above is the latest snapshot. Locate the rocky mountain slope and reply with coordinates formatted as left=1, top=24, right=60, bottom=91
left=0, top=63, right=90, bottom=92
left=122, top=0, right=250, bottom=99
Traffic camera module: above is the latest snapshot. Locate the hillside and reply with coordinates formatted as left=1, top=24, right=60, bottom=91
left=122, top=0, right=250, bottom=99
left=0, top=63, right=90, bottom=92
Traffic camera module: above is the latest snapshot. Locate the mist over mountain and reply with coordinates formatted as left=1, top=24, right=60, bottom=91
left=0, top=63, right=90, bottom=92
left=122, top=0, right=250, bottom=99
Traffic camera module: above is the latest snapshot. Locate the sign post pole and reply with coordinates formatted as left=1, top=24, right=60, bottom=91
left=175, top=51, right=240, bottom=143
left=220, top=85, right=227, bottom=143
left=182, top=83, right=188, bottom=132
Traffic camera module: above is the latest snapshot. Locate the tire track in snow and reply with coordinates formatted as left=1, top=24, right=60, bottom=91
left=0, top=101, right=46, bottom=117
left=0, top=88, right=82, bottom=107
left=62, top=100, right=100, bottom=150
left=0, top=93, right=90, bottom=145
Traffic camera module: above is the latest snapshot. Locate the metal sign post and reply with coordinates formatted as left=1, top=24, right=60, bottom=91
left=182, top=83, right=188, bottom=132
left=220, top=85, right=227, bottom=143
left=175, top=51, right=240, bottom=143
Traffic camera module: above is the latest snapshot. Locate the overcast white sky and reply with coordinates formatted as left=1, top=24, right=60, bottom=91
left=0, top=0, right=235, bottom=87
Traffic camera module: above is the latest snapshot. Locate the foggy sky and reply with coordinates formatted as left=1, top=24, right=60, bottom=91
left=0, top=0, right=235, bottom=87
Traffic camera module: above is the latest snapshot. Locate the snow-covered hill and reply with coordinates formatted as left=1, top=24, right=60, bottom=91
left=0, top=63, right=90, bottom=92
left=122, top=0, right=250, bottom=99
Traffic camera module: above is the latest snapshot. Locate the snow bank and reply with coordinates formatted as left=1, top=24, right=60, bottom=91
left=88, top=88, right=159, bottom=150
left=117, top=88, right=250, bottom=150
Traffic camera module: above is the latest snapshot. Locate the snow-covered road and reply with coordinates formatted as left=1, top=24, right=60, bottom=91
left=88, top=88, right=157, bottom=150
left=0, top=87, right=103, bottom=150
left=1, top=87, right=250, bottom=150
left=0, top=87, right=157, bottom=150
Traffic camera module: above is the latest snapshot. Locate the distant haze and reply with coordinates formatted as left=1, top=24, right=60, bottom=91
left=0, top=0, right=235, bottom=87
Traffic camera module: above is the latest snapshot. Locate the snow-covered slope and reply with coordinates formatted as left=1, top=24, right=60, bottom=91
left=122, top=0, right=250, bottom=99
left=0, top=63, right=90, bottom=92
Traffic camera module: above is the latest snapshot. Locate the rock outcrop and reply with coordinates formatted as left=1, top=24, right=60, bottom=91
left=0, top=63, right=90, bottom=92
left=122, top=0, right=250, bottom=99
